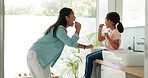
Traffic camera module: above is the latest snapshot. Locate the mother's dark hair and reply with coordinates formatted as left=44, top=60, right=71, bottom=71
left=44, top=7, right=72, bottom=37
left=106, top=12, right=124, bottom=33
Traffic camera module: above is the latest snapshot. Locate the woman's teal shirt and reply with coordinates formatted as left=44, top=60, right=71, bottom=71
left=30, top=25, right=79, bottom=68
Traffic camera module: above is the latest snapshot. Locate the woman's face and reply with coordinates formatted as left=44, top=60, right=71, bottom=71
left=66, top=11, right=76, bottom=26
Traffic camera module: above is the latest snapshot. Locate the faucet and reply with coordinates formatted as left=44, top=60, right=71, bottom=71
left=132, top=37, right=144, bottom=52
left=137, top=38, right=144, bottom=45
left=141, top=38, right=144, bottom=40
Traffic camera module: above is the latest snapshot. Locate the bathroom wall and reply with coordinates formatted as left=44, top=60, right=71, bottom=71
left=120, top=26, right=145, bottom=51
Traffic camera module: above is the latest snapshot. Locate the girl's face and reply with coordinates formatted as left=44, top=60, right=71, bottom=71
left=66, top=11, right=76, bottom=27
left=105, top=18, right=114, bottom=29
left=105, top=18, right=110, bottom=28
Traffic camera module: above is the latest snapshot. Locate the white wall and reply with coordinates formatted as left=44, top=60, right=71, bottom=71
left=120, top=27, right=145, bottom=50
left=144, top=0, right=148, bottom=78
left=0, top=0, right=4, bottom=78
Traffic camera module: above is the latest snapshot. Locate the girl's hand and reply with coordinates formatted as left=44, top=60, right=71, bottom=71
left=98, top=24, right=104, bottom=30
left=104, top=33, right=109, bottom=39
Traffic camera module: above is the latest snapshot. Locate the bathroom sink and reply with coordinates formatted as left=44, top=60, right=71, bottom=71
left=102, top=50, right=144, bottom=66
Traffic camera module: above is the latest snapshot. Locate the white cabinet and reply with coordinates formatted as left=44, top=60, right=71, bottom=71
left=101, top=65, right=125, bottom=78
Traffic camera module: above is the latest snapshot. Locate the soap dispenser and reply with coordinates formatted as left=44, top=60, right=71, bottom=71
left=133, top=37, right=135, bottom=51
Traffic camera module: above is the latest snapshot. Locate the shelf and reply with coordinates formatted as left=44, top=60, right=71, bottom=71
left=94, top=59, right=144, bottom=78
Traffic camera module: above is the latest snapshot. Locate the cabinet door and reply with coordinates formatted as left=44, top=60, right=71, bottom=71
left=101, top=65, right=125, bottom=78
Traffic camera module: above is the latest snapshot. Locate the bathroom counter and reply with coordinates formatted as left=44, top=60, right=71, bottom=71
left=94, top=59, right=144, bottom=78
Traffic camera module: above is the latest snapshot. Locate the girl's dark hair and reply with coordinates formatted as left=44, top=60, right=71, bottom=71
left=106, top=12, right=124, bottom=33
left=44, top=7, right=72, bottom=37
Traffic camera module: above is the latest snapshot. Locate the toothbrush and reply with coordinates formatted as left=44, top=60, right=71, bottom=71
left=99, top=24, right=105, bottom=28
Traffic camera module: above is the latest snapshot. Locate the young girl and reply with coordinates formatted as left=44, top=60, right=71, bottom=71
left=26, top=7, right=93, bottom=78
left=83, top=12, right=124, bottom=78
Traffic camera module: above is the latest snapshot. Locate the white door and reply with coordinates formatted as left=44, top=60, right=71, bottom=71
left=101, top=65, right=125, bottom=78
left=0, top=0, right=4, bottom=77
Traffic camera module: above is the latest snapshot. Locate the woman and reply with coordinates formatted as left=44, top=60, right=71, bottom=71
left=83, top=12, right=124, bottom=78
left=27, top=7, right=93, bottom=78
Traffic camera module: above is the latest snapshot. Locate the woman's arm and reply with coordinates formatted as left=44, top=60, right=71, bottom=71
left=56, top=26, right=79, bottom=47
left=77, top=43, right=93, bottom=49
left=56, top=26, right=93, bottom=49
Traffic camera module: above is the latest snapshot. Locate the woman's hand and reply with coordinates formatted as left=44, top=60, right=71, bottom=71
left=75, top=22, right=81, bottom=35
left=86, top=44, right=94, bottom=49
left=75, top=22, right=81, bottom=31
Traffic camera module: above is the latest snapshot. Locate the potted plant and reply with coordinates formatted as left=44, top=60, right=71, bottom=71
left=60, top=48, right=82, bottom=78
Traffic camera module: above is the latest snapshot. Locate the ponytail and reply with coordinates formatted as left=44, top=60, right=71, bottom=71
left=117, top=21, right=124, bottom=33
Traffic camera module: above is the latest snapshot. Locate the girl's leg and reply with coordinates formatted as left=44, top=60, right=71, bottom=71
left=84, top=50, right=103, bottom=78
left=27, top=50, right=51, bottom=78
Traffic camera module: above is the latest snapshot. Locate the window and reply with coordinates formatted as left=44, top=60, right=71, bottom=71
left=98, top=0, right=108, bottom=24
left=4, top=0, right=97, bottom=78
left=122, top=0, right=145, bottom=27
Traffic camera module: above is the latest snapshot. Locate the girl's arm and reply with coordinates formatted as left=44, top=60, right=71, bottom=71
left=98, top=25, right=105, bottom=42
left=105, top=33, right=120, bottom=50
